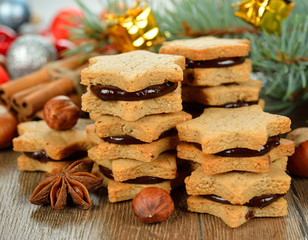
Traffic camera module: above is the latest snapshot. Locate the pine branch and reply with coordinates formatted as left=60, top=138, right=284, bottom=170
left=65, top=0, right=308, bottom=113
left=149, top=0, right=253, bottom=39
left=246, top=11, right=308, bottom=112
left=64, top=0, right=110, bottom=58
left=151, top=0, right=308, bottom=113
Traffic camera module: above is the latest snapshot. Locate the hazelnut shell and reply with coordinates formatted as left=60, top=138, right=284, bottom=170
left=287, top=141, right=308, bottom=177
left=0, top=106, right=17, bottom=148
left=43, top=95, right=80, bottom=131
left=132, top=187, right=174, bottom=224
left=287, top=128, right=308, bottom=177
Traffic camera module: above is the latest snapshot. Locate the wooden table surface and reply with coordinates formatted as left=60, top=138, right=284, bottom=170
left=1, top=104, right=308, bottom=240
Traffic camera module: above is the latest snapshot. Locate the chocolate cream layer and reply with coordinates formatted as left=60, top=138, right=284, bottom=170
left=103, top=128, right=177, bottom=145
left=185, top=57, right=245, bottom=69
left=190, top=135, right=280, bottom=158
left=90, top=81, right=178, bottom=101
left=201, top=194, right=284, bottom=209
left=99, top=165, right=166, bottom=184
left=183, top=101, right=259, bottom=115
left=24, top=150, right=88, bottom=163
left=215, top=136, right=280, bottom=157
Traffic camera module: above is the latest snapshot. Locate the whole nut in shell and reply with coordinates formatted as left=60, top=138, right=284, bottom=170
left=43, top=95, right=80, bottom=130
left=0, top=105, right=17, bottom=148
left=286, top=128, right=308, bottom=177
left=132, top=187, right=174, bottom=224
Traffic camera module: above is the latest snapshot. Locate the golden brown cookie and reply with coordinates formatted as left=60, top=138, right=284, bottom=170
left=177, top=139, right=294, bottom=174
left=13, top=119, right=93, bottom=160
left=159, top=37, right=250, bottom=61
left=87, top=124, right=179, bottom=162
left=176, top=105, right=291, bottom=154
left=82, top=83, right=182, bottom=122
left=94, top=111, right=191, bottom=143
left=182, top=80, right=261, bottom=106
left=81, top=50, right=185, bottom=92
left=185, top=158, right=290, bottom=205
left=88, top=148, right=177, bottom=182
left=107, top=180, right=171, bottom=202
left=17, top=154, right=89, bottom=172
left=187, top=196, right=287, bottom=228
left=183, top=59, right=251, bottom=87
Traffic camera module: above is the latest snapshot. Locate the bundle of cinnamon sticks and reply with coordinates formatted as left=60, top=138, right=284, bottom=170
left=0, top=55, right=88, bottom=122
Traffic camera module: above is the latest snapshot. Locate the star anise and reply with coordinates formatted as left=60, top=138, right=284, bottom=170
left=29, top=160, right=102, bottom=210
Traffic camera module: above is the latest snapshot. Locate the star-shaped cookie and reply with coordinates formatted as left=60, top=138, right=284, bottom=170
left=81, top=50, right=185, bottom=92
left=176, top=105, right=291, bottom=154
left=185, top=158, right=291, bottom=205
left=13, top=119, right=93, bottom=160
left=159, top=36, right=250, bottom=61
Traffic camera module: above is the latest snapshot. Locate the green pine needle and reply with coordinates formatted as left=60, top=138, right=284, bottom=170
left=65, top=0, right=308, bottom=114
left=64, top=0, right=110, bottom=58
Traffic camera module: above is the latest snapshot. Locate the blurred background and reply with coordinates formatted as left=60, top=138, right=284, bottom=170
left=0, top=0, right=307, bottom=125
left=28, top=0, right=101, bottom=27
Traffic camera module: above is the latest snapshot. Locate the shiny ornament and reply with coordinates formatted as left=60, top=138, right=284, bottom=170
left=50, top=8, right=83, bottom=40
left=105, top=0, right=164, bottom=52
left=0, top=25, right=17, bottom=56
left=7, top=34, right=57, bottom=79
left=0, top=66, right=9, bottom=84
left=0, top=0, right=31, bottom=31
left=233, top=0, right=295, bottom=33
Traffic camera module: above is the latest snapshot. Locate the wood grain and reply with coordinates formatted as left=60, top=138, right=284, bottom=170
left=1, top=104, right=307, bottom=239
left=0, top=150, right=307, bottom=240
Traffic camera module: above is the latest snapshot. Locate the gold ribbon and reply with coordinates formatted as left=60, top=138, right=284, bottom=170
left=105, top=0, right=164, bottom=52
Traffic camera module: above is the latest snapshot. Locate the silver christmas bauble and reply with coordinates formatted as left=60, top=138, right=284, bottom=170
left=0, top=0, right=31, bottom=31
left=7, top=34, right=57, bottom=79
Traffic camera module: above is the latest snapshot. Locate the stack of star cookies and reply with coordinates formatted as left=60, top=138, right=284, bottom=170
left=176, top=105, right=294, bottom=228
left=160, top=36, right=262, bottom=117
left=81, top=50, right=192, bottom=202
left=13, top=119, right=93, bottom=172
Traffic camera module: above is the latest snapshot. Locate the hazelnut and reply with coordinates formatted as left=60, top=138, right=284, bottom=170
left=132, top=187, right=174, bottom=224
left=0, top=106, right=17, bottom=148
left=43, top=95, right=80, bottom=130
left=286, top=128, right=308, bottom=177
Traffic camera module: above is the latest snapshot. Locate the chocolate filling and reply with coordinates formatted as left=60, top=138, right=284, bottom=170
left=220, top=100, right=259, bottom=108
left=24, top=150, right=88, bottom=163
left=202, top=194, right=284, bottom=209
left=185, top=57, right=245, bottom=69
left=182, top=101, right=259, bottom=118
left=90, top=81, right=178, bottom=101
left=99, top=165, right=166, bottom=184
left=215, top=136, right=280, bottom=157
left=103, top=128, right=177, bottom=145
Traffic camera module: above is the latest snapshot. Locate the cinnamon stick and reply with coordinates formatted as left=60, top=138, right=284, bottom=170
left=0, top=54, right=85, bottom=108
left=0, top=68, right=50, bottom=108
left=10, top=83, right=48, bottom=112
left=17, top=112, right=39, bottom=122
left=19, top=77, right=76, bottom=117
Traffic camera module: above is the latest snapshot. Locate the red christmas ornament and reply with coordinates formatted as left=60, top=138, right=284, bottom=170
left=0, top=25, right=17, bottom=56
left=55, top=39, right=75, bottom=58
left=0, top=66, right=9, bottom=84
left=50, top=8, right=83, bottom=40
